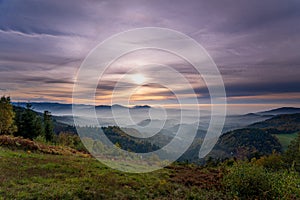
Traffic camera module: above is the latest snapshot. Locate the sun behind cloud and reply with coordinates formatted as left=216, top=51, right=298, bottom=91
left=131, top=74, right=146, bottom=85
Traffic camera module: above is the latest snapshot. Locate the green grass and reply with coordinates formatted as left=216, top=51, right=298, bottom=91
left=273, top=132, right=298, bottom=151
left=0, top=147, right=230, bottom=200
left=1, top=144, right=299, bottom=200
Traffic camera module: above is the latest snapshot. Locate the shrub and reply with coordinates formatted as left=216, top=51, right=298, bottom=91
left=34, top=135, right=48, bottom=144
left=269, top=170, right=300, bottom=199
left=254, top=152, right=285, bottom=171
left=222, top=162, right=300, bottom=199
left=56, top=132, right=86, bottom=152
left=284, top=132, right=300, bottom=172
left=223, top=162, right=274, bottom=199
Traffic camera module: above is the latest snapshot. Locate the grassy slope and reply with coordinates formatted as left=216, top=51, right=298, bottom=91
left=0, top=147, right=229, bottom=200
left=273, top=132, right=298, bottom=151
left=247, top=113, right=300, bottom=151
left=1, top=132, right=299, bottom=199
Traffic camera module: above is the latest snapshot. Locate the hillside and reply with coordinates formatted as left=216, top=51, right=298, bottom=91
left=12, top=105, right=299, bottom=164
left=275, top=132, right=299, bottom=151
left=213, top=128, right=282, bottom=159
left=248, top=113, right=300, bottom=134
left=0, top=146, right=231, bottom=199
left=102, top=126, right=160, bottom=153
left=257, top=107, right=300, bottom=115
left=77, top=126, right=161, bottom=153
left=1, top=104, right=300, bottom=199
left=180, top=128, right=282, bottom=163
left=1, top=139, right=299, bottom=199
left=179, top=127, right=283, bottom=163
left=0, top=135, right=89, bottom=157
left=222, top=113, right=272, bottom=132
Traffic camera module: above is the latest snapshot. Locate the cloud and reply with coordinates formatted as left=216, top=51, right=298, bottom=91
left=184, top=80, right=300, bottom=106
left=0, top=28, right=79, bottom=38
left=22, top=77, right=74, bottom=85
left=0, top=0, right=299, bottom=109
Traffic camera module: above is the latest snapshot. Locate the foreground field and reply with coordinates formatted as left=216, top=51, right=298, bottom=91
left=1, top=133, right=300, bottom=200
left=0, top=147, right=232, bottom=200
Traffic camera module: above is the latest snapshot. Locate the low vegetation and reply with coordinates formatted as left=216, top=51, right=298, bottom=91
left=249, top=113, right=300, bottom=134
left=0, top=146, right=228, bottom=200
left=1, top=96, right=300, bottom=199
left=222, top=162, right=300, bottom=199
left=1, top=139, right=300, bottom=199
left=273, top=132, right=298, bottom=150
left=0, top=135, right=89, bottom=157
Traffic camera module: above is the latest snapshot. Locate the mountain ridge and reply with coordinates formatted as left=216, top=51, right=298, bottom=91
left=256, top=107, right=300, bottom=115
left=12, top=102, right=152, bottom=116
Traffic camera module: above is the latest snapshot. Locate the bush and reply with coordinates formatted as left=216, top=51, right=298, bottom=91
left=254, top=152, right=285, bottom=171
left=284, top=132, right=300, bottom=172
left=56, top=132, right=86, bottom=152
left=34, top=135, right=48, bottom=144
left=268, top=170, right=300, bottom=199
left=222, top=162, right=300, bottom=199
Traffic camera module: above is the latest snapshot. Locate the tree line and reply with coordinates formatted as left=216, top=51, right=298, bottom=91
left=0, top=96, right=54, bottom=141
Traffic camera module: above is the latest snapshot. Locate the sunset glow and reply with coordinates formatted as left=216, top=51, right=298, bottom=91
left=0, top=1, right=299, bottom=114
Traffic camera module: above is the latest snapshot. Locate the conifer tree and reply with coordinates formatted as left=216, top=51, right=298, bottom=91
left=15, top=103, right=43, bottom=139
left=43, top=111, right=54, bottom=141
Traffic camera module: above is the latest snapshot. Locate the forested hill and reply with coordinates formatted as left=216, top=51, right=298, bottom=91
left=203, top=113, right=300, bottom=161
left=78, top=126, right=160, bottom=153
left=248, top=113, right=300, bottom=134
left=212, top=128, right=282, bottom=159
left=257, top=107, right=300, bottom=115
left=10, top=104, right=300, bottom=164
left=181, top=127, right=283, bottom=163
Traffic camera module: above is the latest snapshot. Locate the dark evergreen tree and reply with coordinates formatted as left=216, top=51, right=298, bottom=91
left=14, top=103, right=43, bottom=139
left=43, top=111, right=54, bottom=141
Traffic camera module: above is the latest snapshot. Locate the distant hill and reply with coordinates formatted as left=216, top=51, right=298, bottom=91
left=222, top=113, right=272, bottom=132
left=12, top=102, right=151, bottom=116
left=220, top=107, right=300, bottom=132
left=256, top=107, right=300, bottom=115
left=248, top=113, right=300, bottom=134
left=95, top=104, right=127, bottom=109
left=204, top=113, right=300, bottom=161
left=132, top=105, right=151, bottom=109
left=180, top=127, right=283, bottom=163
left=78, top=126, right=160, bottom=154
left=202, top=113, right=300, bottom=161
left=12, top=102, right=73, bottom=114
left=11, top=104, right=300, bottom=163
left=206, top=128, right=282, bottom=160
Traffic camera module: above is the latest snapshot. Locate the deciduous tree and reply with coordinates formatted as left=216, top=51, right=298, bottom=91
left=0, top=96, right=17, bottom=135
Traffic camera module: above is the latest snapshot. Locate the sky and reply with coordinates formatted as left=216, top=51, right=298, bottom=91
left=0, top=0, right=300, bottom=114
